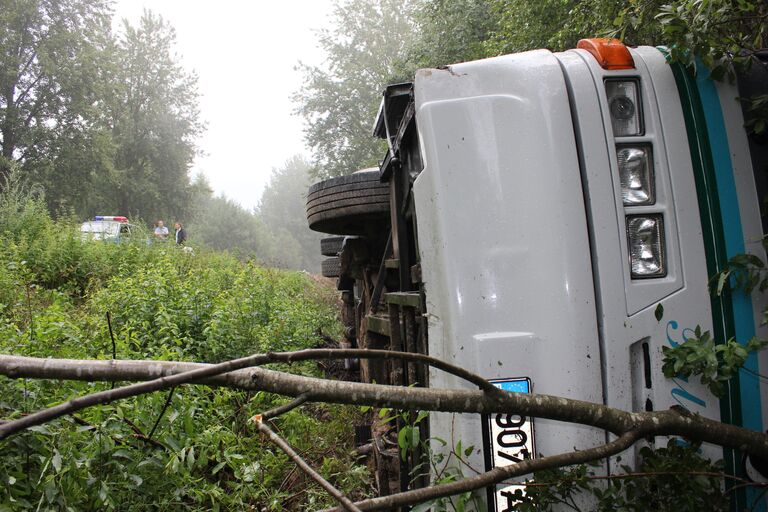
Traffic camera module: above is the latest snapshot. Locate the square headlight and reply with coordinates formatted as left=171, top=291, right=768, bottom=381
left=627, top=215, right=666, bottom=278
left=605, top=80, right=642, bottom=136
left=617, top=145, right=654, bottom=206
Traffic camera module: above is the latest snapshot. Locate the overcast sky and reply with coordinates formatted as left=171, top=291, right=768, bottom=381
left=113, top=0, right=335, bottom=211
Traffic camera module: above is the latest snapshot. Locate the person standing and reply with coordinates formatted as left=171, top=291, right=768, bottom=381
left=174, top=222, right=187, bottom=245
left=154, top=220, right=169, bottom=241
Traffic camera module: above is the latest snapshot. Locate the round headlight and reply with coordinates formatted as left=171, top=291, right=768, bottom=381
left=605, top=80, right=642, bottom=136
left=610, top=96, right=635, bottom=121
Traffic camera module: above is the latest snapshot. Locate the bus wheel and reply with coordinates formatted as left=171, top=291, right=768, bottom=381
left=320, top=236, right=346, bottom=256
left=321, top=257, right=341, bottom=278
left=306, top=169, right=390, bottom=236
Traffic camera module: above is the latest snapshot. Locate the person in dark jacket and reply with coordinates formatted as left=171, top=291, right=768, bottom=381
left=174, top=222, right=187, bottom=245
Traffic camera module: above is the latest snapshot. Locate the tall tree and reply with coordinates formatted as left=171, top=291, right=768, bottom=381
left=109, top=10, right=203, bottom=222
left=189, top=193, right=275, bottom=260
left=185, top=173, right=274, bottom=261
left=481, top=0, right=666, bottom=56
left=396, top=0, right=496, bottom=71
left=258, top=155, right=323, bottom=272
left=0, top=0, right=113, bottom=188
left=294, top=0, right=417, bottom=179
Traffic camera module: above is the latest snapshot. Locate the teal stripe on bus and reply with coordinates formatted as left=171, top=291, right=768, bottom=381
left=694, top=63, right=764, bottom=510
left=694, top=66, right=763, bottom=429
left=669, top=58, right=742, bottom=511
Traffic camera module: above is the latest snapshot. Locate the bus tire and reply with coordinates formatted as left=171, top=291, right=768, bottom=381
left=307, top=169, right=390, bottom=236
left=321, top=257, right=341, bottom=278
left=320, top=236, right=346, bottom=256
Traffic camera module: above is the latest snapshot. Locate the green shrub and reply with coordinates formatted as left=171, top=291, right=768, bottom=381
left=0, top=213, right=367, bottom=511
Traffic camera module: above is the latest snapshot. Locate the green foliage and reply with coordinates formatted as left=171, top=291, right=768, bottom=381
left=109, top=10, right=204, bottom=222
left=0, top=0, right=113, bottom=185
left=397, top=0, right=496, bottom=70
left=0, top=204, right=367, bottom=510
left=0, top=2, right=204, bottom=223
left=417, top=437, right=483, bottom=512
left=382, top=409, right=483, bottom=512
left=294, top=0, right=415, bottom=179
left=715, top=253, right=762, bottom=299
left=661, top=327, right=767, bottom=397
left=513, top=440, right=729, bottom=511
left=0, top=169, right=52, bottom=243
left=659, top=250, right=768, bottom=397
left=481, top=0, right=767, bottom=73
left=654, top=0, right=767, bottom=81
left=188, top=156, right=323, bottom=272
left=482, top=0, right=635, bottom=55
left=188, top=192, right=276, bottom=262
left=387, top=409, right=428, bottom=462
left=742, top=94, right=768, bottom=136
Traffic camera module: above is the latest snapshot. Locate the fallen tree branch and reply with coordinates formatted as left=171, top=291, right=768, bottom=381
left=253, top=415, right=363, bottom=512
left=147, top=386, right=176, bottom=440
left=1, top=353, right=767, bottom=459
left=0, top=348, right=501, bottom=441
left=259, top=393, right=311, bottom=421
left=523, top=470, right=756, bottom=487
left=0, top=349, right=500, bottom=395
left=320, top=431, right=643, bottom=511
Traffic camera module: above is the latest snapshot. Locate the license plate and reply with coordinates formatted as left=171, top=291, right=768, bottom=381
left=483, top=378, right=535, bottom=512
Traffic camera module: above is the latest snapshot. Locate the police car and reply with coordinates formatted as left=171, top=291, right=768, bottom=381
left=79, top=216, right=136, bottom=243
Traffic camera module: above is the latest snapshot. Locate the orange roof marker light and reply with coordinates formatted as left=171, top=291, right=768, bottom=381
left=577, top=38, right=635, bottom=70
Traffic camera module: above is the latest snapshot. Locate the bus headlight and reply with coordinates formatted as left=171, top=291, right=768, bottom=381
left=617, top=145, right=654, bottom=205
left=606, top=80, right=642, bottom=136
left=627, top=215, right=666, bottom=278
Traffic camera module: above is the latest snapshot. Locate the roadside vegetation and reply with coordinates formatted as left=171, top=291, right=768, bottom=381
left=0, top=186, right=370, bottom=510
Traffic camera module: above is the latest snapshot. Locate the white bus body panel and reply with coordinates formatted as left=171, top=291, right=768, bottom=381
left=412, top=50, right=605, bottom=483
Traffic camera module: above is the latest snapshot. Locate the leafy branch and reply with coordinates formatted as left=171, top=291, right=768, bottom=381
left=661, top=251, right=768, bottom=397
left=662, top=327, right=768, bottom=397
left=511, top=442, right=743, bottom=511
left=711, top=252, right=768, bottom=296
left=741, top=94, right=768, bottom=136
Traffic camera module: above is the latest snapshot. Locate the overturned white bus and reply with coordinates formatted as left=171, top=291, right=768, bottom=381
left=307, top=38, right=768, bottom=510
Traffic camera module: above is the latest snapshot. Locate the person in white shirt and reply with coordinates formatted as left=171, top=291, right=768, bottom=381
left=154, top=220, right=169, bottom=241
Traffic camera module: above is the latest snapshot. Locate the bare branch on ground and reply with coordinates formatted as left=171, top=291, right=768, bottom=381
left=258, top=393, right=311, bottom=421
left=0, top=348, right=500, bottom=440
left=253, top=416, right=363, bottom=512
left=1, top=353, right=766, bottom=459
left=320, top=431, right=642, bottom=511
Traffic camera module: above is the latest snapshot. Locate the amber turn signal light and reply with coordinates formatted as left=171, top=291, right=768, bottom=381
left=577, top=38, right=635, bottom=70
